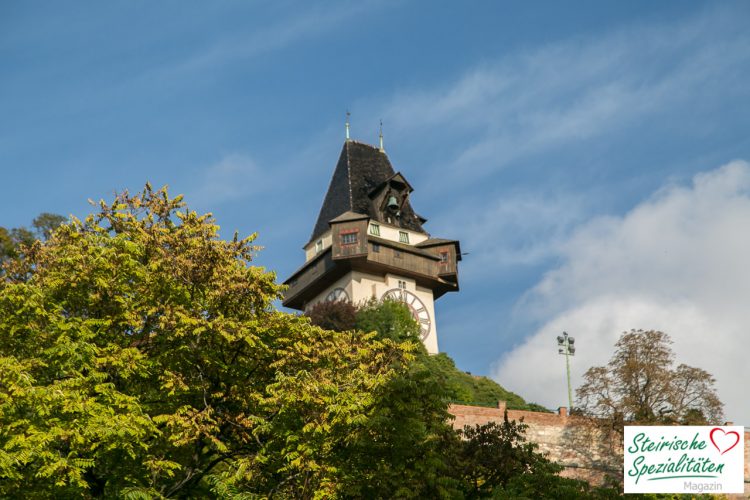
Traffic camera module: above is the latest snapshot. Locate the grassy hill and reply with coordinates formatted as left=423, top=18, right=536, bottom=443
left=424, top=353, right=550, bottom=412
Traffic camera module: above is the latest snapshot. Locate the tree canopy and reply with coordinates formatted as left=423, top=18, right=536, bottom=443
left=0, top=212, right=66, bottom=267
left=576, top=329, right=724, bottom=426
left=0, top=187, right=426, bottom=497
left=0, top=186, right=626, bottom=498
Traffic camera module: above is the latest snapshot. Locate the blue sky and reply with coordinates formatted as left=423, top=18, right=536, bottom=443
left=3, top=1, right=750, bottom=423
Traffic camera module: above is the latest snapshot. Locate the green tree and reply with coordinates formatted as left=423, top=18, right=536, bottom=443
left=0, top=228, right=14, bottom=261
left=452, top=418, right=557, bottom=498
left=32, top=212, right=67, bottom=240
left=332, top=300, right=561, bottom=497
left=0, top=227, right=33, bottom=262
left=336, top=344, right=461, bottom=497
left=355, top=297, right=421, bottom=343
left=576, top=330, right=724, bottom=426
left=306, top=298, right=561, bottom=497
left=497, top=472, right=623, bottom=500
left=0, top=186, right=412, bottom=498
left=306, top=296, right=422, bottom=342
left=328, top=299, right=461, bottom=497
left=446, top=417, right=624, bottom=500
left=0, top=212, right=65, bottom=266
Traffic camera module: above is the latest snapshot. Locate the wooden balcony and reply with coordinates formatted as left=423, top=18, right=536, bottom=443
left=283, top=222, right=459, bottom=310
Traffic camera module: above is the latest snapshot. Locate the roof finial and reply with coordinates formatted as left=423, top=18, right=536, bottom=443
left=345, top=110, right=351, bottom=141
left=379, top=119, right=385, bottom=152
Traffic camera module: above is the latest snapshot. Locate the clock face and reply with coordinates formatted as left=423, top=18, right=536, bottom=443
left=381, top=288, right=431, bottom=341
left=325, top=287, right=349, bottom=302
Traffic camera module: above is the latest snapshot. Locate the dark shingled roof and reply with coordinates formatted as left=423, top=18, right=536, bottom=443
left=309, top=140, right=427, bottom=243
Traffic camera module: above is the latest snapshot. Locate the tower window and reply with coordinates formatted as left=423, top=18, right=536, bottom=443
left=398, top=280, right=407, bottom=289
left=369, top=223, right=380, bottom=236
left=315, top=240, right=323, bottom=253
left=439, top=251, right=449, bottom=263
left=341, top=231, right=358, bottom=245
left=372, top=243, right=380, bottom=253
left=399, top=231, right=409, bottom=244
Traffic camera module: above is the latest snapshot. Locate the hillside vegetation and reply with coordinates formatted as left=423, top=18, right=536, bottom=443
left=424, top=353, right=550, bottom=412
left=307, top=299, right=549, bottom=412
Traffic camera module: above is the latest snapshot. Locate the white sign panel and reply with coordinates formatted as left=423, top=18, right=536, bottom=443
left=624, top=426, right=744, bottom=494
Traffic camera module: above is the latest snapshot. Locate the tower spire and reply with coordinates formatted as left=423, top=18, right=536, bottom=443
left=345, top=111, right=351, bottom=141
left=379, top=119, right=385, bottom=152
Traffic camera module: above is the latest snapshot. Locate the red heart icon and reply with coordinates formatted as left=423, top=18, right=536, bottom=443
left=709, top=428, right=740, bottom=455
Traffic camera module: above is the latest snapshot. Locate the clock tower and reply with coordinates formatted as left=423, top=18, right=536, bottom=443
left=282, top=137, right=460, bottom=354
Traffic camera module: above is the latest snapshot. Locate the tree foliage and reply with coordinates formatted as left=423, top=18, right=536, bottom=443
left=308, top=297, right=421, bottom=343
left=0, top=227, right=33, bottom=262
left=0, top=187, right=616, bottom=498
left=0, top=212, right=65, bottom=267
left=305, top=299, right=572, bottom=496
left=447, top=418, right=625, bottom=499
left=31, top=212, right=67, bottom=240
left=355, top=297, right=422, bottom=343
left=305, top=299, right=356, bottom=332
left=307, top=298, right=544, bottom=411
left=451, top=419, right=559, bottom=498
left=0, top=186, right=416, bottom=497
left=576, top=330, right=723, bottom=426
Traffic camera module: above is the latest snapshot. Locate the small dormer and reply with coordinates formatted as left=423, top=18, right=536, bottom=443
left=369, top=172, right=424, bottom=228
left=328, top=211, right=369, bottom=260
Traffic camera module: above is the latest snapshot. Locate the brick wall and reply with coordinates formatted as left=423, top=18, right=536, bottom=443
left=449, top=402, right=750, bottom=497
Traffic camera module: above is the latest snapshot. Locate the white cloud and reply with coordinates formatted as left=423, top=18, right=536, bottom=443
left=492, top=160, right=750, bottom=425
left=345, top=6, right=750, bottom=286
left=373, top=8, right=749, bottom=189
left=438, top=191, right=588, bottom=280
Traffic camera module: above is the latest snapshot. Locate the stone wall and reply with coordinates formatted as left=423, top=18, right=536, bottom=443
left=449, top=402, right=750, bottom=497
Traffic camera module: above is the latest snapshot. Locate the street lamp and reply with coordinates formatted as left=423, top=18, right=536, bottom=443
left=557, top=332, right=576, bottom=411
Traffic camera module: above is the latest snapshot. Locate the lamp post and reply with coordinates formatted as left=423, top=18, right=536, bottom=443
left=557, top=332, right=576, bottom=411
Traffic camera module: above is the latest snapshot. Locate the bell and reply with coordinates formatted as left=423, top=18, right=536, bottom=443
left=387, top=195, right=399, bottom=211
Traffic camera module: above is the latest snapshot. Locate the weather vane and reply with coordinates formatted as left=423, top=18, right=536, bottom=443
left=379, top=119, right=384, bottom=152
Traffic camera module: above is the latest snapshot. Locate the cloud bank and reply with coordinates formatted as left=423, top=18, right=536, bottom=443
left=492, top=160, right=750, bottom=425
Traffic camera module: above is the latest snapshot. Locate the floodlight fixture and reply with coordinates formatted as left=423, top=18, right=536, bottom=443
left=557, top=331, right=576, bottom=411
